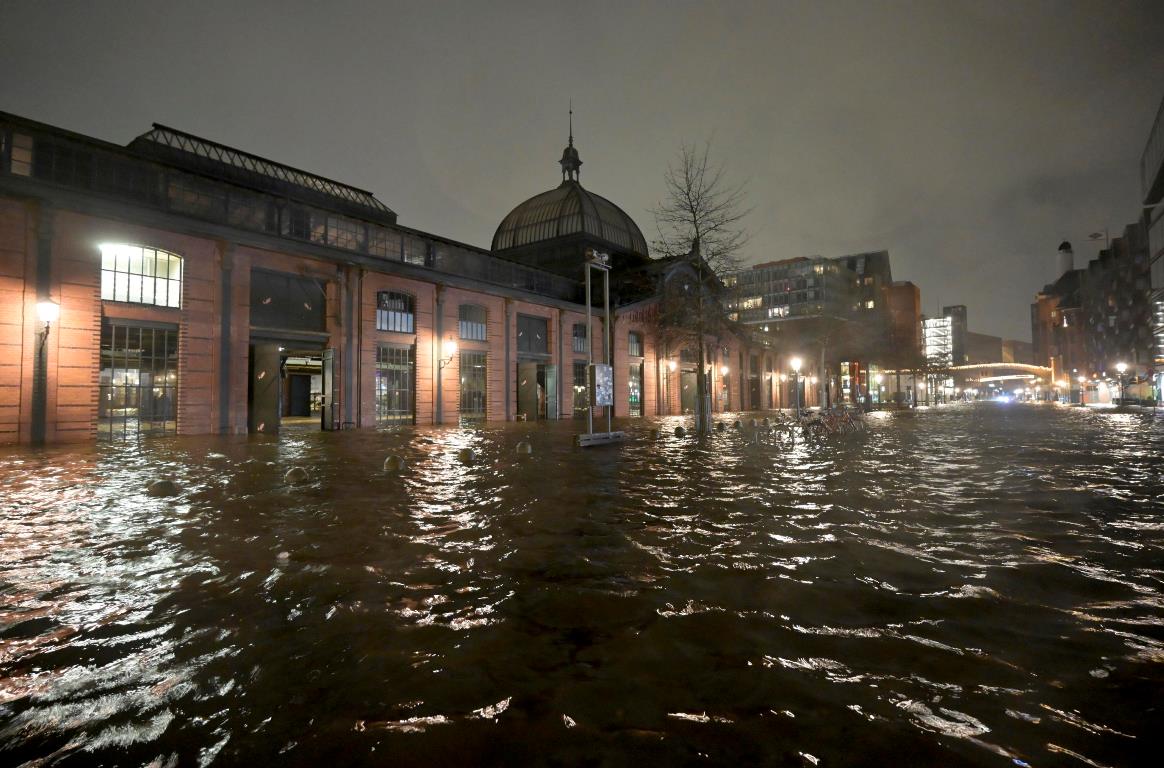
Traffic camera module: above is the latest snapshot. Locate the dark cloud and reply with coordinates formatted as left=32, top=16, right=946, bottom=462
left=3, top=0, right=1162, bottom=339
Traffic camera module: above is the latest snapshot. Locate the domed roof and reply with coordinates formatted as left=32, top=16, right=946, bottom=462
left=491, top=180, right=649, bottom=256
left=492, top=119, right=649, bottom=258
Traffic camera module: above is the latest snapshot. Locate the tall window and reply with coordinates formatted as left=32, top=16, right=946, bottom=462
left=459, top=304, right=487, bottom=341
left=375, top=345, right=414, bottom=424
left=573, top=323, right=588, bottom=354
left=460, top=351, right=487, bottom=421
left=98, top=322, right=178, bottom=441
left=628, top=363, right=643, bottom=417
left=573, top=360, right=589, bottom=418
left=100, top=244, right=182, bottom=308
left=376, top=291, right=414, bottom=333
left=628, top=331, right=644, bottom=358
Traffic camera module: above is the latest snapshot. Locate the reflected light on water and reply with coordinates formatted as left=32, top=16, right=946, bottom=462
left=0, top=403, right=1161, bottom=766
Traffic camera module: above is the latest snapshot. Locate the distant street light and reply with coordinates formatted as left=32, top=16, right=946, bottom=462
left=1116, top=362, right=1128, bottom=404
left=790, top=356, right=803, bottom=419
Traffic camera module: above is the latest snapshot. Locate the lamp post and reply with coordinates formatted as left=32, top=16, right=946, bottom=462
left=1116, top=362, right=1128, bottom=405
left=790, top=356, right=803, bottom=419
left=31, top=299, right=60, bottom=446
left=874, top=373, right=883, bottom=407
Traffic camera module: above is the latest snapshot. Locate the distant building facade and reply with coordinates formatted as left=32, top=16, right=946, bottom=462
left=885, top=281, right=921, bottom=360
left=965, top=331, right=1002, bottom=364
left=727, top=250, right=894, bottom=406
left=1079, top=221, right=1154, bottom=378
left=1141, top=90, right=1164, bottom=400
left=942, top=305, right=969, bottom=365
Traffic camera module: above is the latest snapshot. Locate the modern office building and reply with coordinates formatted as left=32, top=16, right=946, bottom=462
left=1079, top=221, right=1153, bottom=382
left=0, top=111, right=753, bottom=445
left=941, top=305, right=968, bottom=365
left=922, top=315, right=953, bottom=366
left=726, top=250, right=893, bottom=405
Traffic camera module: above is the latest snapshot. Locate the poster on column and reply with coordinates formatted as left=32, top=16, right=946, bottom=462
left=590, top=364, right=613, bottom=406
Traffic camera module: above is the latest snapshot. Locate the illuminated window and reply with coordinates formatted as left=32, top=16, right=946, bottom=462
left=458, top=304, right=487, bottom=341
left=459, top=350, right=487, bottom=420
left=100, top=244, right=182, bottom=308
left=768, top=306, right=789, bottom=318
left=99, top=322, right=178, bottom=440
left=865, top=300, right=875, bottom=309
left=376, top=291, right=414, bottom=333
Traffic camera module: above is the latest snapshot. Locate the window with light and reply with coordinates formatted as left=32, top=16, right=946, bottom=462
left=100, top=244, right=182, bottom=308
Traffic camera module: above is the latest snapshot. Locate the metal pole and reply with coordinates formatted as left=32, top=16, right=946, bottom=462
left=586, top=262, right=593, bottom=435
left=604, top=265, right=611, bottom=435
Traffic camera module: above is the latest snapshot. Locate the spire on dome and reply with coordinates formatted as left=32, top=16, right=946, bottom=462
left=559, top=103, right=582, bottom=182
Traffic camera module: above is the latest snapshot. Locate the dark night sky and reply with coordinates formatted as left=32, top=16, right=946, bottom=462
left=4, top=0, right=1163, bottom=341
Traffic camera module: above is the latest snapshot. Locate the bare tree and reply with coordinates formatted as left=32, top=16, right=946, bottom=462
left=652, top=140, right=750, bottom=433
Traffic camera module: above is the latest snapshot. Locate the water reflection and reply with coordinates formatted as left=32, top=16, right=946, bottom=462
left=0, top=403, right=1161, bottom=765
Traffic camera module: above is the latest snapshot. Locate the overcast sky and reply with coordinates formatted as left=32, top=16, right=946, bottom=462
left=4, top=0, right=1163, bottom=340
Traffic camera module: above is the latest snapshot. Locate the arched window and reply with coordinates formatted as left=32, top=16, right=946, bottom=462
left=376, top=291, right=414, bottom=333
left=100, top=244, right=182, bottom=308
left=458, top=304, right=487, bottom=341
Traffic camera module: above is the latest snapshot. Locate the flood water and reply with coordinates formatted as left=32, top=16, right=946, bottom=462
left=1, top=403, right=1162, bottom=767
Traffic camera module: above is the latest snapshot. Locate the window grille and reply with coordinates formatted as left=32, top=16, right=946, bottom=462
left=459, top=305, right=487, bottom=341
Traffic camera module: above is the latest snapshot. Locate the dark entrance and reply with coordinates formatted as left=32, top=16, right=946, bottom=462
left=248, top=339, right=330, bottom=434
left=680, top=371, right=697, bottom=414
left=517, top=361, right=558, bottom=420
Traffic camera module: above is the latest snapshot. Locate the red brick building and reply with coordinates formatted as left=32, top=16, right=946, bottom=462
left=0, top=112, right=751, bottom=445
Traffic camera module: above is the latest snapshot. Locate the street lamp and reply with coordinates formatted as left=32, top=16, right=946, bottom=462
left=438, top=337, right=457, bottom=369
left=1116, top=362, right=1128, bottom=404
left=874, top=373, right=883, bottom=407
left=790, top=356, right=803, bottom=419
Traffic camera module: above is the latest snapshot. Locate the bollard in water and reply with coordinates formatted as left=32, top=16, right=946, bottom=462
left=457, top=447, right=476, bottom=464
left=648, top=428, right=660, bottom=440
left=146, top=478, right=179, bottom=497
left=516, top=441, right=533, bottom=455
left=674, top=426, right=686, bottom=438
left=383, top=455, right=407, bottom=472
left=733, top=420, right=742, bottom=430
left=284, top=467, right=309, bottom=485
left=716, top=422, right=725, bottom=432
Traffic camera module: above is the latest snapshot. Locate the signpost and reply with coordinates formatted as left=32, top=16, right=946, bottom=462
left=578, top=250, right=626, bottom=447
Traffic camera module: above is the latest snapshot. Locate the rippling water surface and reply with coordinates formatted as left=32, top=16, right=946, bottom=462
left=2, top=403, right=1162, bottom=766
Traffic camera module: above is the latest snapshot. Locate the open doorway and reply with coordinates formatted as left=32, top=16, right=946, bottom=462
left=281, top=353, right=323, bottom=424
left=249, top=341, right=332, bottom=434
left=517, top=361, right=558, bottom=420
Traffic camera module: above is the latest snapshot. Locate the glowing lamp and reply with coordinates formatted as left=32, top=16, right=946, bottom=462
left=720, top=365, right=729, bottom=376
left=1116, top=362, right=1127, bottom=374
left=790, top=356, right=802, bottom=373
left=36, top=300, right=60, bottom=324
